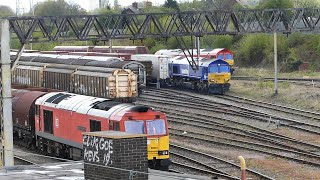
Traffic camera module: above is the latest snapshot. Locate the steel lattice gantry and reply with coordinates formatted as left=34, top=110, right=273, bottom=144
left=7, top=8, right=320, bottom=44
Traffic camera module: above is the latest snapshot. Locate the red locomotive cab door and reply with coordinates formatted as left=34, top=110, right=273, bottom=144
left=35, top=105, right=41, bottom=131
left=43, top=110, right=54, bottom=134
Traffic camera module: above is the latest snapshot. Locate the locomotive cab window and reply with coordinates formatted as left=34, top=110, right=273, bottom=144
left=172, top=65, right=179, bottom=74
left=90, top=120, right=101, bottom=132
left=146, top=119, right=166, bottom=136
left=125, top=121, right=145, bottom=134
left=217, top=54, right=224, bottom=59
left=226, top=54, right=233, bottom=59
left=43, top=110, right=53, bottom=134
left=209, top=66, right=219, bottom=73
left=219, top=65, right=230, bottom=73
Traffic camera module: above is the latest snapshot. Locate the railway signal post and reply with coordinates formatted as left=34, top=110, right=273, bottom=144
left=274, top=32, right=278, bottom=95
left=0, top=19, right=14, bottom=167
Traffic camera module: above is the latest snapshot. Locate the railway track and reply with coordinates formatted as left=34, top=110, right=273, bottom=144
left=136, top=88, right=320, bottom=176
left=220, top=94, right=320, bottom=120
left=166, top=112, right=320, bottom=155
left=13, top=146, right=71, bottom=165
left=232, top=76, right=320, bottom=88
left=170, top=128, right=320, bottom=166
left=170, top=144, right=275, bottom=180
left=140, top=88, right=320, bottom=135
left=171, top=161, right=238, bottom=179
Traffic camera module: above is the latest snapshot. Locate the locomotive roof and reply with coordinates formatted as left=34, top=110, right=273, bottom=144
left=35, top=92, right=143, bottom=120
left=170, top=57, right=229, bottom=67
left=170, top=56, right=207, bottom=64
left=155, top=49, right=206, bottom=56
left=201, top=48, right=233, bottom=54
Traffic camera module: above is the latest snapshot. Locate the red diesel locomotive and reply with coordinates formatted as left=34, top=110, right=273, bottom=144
left=12, top=89, right=171, bottom=170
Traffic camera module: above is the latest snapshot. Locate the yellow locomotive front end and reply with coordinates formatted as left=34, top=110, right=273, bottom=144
left=147, top=135, right=170, bottom=170
left=123, top=112, right=171, bottom=171
left=207, top=59, right=231, bottom=94
left=145, top=119, right=171, bottom=170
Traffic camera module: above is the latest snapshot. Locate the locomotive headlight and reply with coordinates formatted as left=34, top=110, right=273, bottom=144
left=158, top=150, right=169, bottom=155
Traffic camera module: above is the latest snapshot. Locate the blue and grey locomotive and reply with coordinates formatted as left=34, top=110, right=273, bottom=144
left=168, top=57, right=231, bottom=94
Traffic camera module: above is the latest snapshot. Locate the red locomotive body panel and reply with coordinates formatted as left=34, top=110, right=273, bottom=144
left=201, top=48, right=234, bottom=60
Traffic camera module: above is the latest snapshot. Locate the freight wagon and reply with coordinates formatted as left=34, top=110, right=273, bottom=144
left=131, top=54, right=172, bottom=87
left=12, top=62, right=138, bottom=102
left=11, top=53, right=147, bottom=91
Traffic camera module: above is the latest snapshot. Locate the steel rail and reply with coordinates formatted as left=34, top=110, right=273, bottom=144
left=170, top=144, right=276, bottom=180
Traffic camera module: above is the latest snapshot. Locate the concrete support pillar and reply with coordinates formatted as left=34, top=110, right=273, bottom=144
left=0, top=19, right=14, bottom=167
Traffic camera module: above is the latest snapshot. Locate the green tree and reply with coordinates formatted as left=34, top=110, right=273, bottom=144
left=163, top=0, right=180, bottom=11
left=293, top=0, right=320, bottom=8
left=34, top=0, right=86, bottom=16
left=235, top=34, right=272, bottom=66
left=0, top=5, right=14, bottom=17
left=257, top=0, right=294, bottom=9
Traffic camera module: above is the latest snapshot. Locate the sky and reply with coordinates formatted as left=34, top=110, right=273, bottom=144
left=0, top=0, right=166, bottom=14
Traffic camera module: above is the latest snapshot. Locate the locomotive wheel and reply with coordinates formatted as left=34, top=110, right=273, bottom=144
left=193, top=82, right=198, bottom=92
left=179, top=79, right=184, bottom=89
left=199, top=82, right=207, bottom=94
left=198, top=82, right=203, bottom=93
left=172, top=79, right=178, bottom=88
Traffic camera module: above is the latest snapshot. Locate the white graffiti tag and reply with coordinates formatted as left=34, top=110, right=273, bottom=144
left=83, top=135, right=113, bottom=166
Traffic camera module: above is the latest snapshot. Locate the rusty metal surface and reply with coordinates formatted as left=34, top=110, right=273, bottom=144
left=12, top=89, right=47, bottom=130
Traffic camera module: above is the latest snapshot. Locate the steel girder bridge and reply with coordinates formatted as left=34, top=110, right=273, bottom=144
left=7, top=8, right=320, bottom=68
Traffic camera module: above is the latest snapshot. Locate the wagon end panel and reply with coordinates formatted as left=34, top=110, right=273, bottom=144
left=108, top=69, right=138, bottom=101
